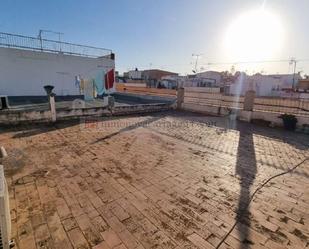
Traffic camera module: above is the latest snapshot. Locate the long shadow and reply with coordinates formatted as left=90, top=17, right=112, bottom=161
left=92, top=116, right=162, bottom=143
left=235, top=127, right=257, bottom=248
left=9, top=120, right=81, bottom=138
left=1, top=113, right=165, bottom=139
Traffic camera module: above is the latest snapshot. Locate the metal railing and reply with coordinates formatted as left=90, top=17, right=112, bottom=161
left=0, top=32, right=112, bottom=58
left=183, top=88, right=309, bottom=116
left=184, top=89, right=245, bottom=109
left=253, top=97, right=309, bottom=116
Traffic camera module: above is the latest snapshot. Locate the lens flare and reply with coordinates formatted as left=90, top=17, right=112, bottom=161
left=224, top=9, right=284, bottom=61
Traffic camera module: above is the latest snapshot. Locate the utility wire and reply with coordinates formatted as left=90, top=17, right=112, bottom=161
left=119, top=59, right=309, bottom=72
left=203, top=59, right=309, bottom=66
left=215, top=157, right=309, bottom=249
left=206, top=59, right=291, bottom=65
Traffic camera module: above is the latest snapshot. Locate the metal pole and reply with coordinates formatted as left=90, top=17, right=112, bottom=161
left=38, top=30, right=43, bottom=51
left=192, top=53, right=203, bottom=73
left=290, top=58, right=297, bottom=90
left=293, top=60, right=296, bottom=90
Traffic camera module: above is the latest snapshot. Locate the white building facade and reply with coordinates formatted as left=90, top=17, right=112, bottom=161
left=184, top=71, right=223, bottom=87
left=229, top=73, right=301, bottom=96
left=0, top=32, right=114, bottom=96
left=127, top=70, right=143, bottom=80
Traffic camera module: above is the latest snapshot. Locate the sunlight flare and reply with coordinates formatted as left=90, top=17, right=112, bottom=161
left=224, top=9, right=284, bottom=61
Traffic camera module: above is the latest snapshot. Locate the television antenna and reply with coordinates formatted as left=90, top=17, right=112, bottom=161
left=289, top=57, right=297, bottom=89
left=192, top=53, right=203, bottom=73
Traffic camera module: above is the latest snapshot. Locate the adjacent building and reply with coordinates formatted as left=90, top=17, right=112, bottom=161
left=0, top=32, right=115, bottom=96
left=121, top=68, right=303, bottom=96
left=127, top=68, right=143, bottom=80
left=229, top=72, right=302, bottom=96
left=297, top=77, right=309, bottom=92
left=160, top=75, right=187, bottom=89
left=122, top=69, right=178, bottom=87
left=185, top=71, right=236, bottom=88
left=184, top=70, right=302, bottom=97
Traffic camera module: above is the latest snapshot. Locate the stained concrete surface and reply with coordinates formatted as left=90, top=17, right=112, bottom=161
left=0, top=111, right=308, bottom=249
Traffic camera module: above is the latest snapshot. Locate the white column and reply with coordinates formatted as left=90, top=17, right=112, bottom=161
left=49, top=95, right=57, bottom=122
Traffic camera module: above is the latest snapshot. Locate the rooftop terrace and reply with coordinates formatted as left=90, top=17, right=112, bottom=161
left=1, top=112, right=308, bottom=249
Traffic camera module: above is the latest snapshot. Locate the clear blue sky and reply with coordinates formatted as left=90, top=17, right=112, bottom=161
left=1, top=0, right=309, bottom=75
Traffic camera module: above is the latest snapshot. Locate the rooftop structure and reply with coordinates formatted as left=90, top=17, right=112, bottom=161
left=0, top=32, right=115, bottom=96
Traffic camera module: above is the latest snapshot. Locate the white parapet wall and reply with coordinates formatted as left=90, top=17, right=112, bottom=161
left=0, top=102, right=172, bottom=124
left=180, top=87, right=309, bottom=128
left=0, top=47, right=115, bottom=96
left=182, top=87, right=244, bottom=114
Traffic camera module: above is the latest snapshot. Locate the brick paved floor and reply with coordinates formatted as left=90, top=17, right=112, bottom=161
left=1, top=111, right=308, bottom=249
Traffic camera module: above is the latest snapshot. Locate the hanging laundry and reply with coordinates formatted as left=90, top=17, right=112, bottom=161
left=93, top=79, right=97, bottom=98
left=83, top=79, right=94, bottom=101
left=104, top=72, right=108, bottom=90
left=94, top=70, right=106, bottom=95
left=75, top=75, right=81, bottom=88
left=105, top=69, right=115, bottom=90
left=79, top=78, right=85, bottom=94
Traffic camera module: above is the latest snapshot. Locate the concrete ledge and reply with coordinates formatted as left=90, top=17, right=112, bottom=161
left=182, top=103, right=242, bottom=116
left=251, top=110, right=309, bottom=128
left=0, top=103, right=172, bottom=125
left=182, top=103, right=220, bottom=116
left=239, top=110, right=252, bottom=122
left=113, top=92, right=176, bottom=104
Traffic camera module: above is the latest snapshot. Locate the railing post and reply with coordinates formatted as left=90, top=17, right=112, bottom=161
left=239, top=90, right=256, bottom=122
left=177, top=87, right=185, bottom=110
left=244, top=90, right=255, bottom=111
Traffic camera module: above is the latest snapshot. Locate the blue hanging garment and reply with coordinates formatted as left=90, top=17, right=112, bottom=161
left=75, top=75, right=81, bottom=88
left=94, top=71, right=106, bottom=95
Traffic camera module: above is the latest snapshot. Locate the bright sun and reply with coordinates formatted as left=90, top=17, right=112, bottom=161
left=224, top=9, right=284, bottom=61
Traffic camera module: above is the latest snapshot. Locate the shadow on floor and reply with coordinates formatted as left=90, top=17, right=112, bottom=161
left=92, top=116, right=163, bottom=143
left=235, top=127, right=257, bottom=248
left=1, top=113, right=167, bottom=139
left=7, top=120, right=81, bottom=138
left=170, top=110, right=309, bottom=150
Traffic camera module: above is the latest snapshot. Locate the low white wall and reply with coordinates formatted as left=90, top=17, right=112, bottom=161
left=182, top=103, right=220, bottom=115
left=250, top=111, right=309, bottom=127
left=181, top=88, right=309, bottom=128
left=183, top=88, right=244, bottom=109
left=254, top=97, right=309, bottom=116
left=183, top=103, right=309, bottom=128
left=0, top=103, right=172, bottom=124
left=0, top=47, right=115, bottom=96
left=184, top=87, right=221, bottom=93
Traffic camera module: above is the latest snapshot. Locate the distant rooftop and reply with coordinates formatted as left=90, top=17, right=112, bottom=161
left=0, top=32, right=112, bottom=58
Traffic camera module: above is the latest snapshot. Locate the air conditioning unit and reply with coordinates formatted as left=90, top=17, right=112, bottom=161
left=0, top=165, right=11, bottom=249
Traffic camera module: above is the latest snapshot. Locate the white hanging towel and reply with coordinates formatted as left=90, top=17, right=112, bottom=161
left=84, top=79, right=94, bottom=101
